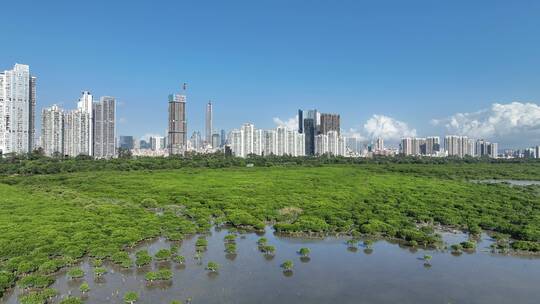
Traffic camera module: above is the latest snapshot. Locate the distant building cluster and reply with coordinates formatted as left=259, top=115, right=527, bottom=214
left=228, top=124, right=306, bottom=157
left=298, top=109, right=346, bottom=156
left=2, top=63, right=538, bottom=160
left=41, top=92, right=116, bottom=158
left=399, top=136, right=498, bottom=158
left=502, top=146, right=540, bottom=159
left=225, top=109, right=347, bottom=158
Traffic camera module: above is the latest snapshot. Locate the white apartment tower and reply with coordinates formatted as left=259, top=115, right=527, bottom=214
left=77, top=91, right=93, bottom=156
left=93, top=96, right=116, bottom=158
left=0, top=64, right=36, bottom=154
left=401, top=138, right=413, bottom=155
left=205, top=101, right=213, bottom=146
left=41, top=105, right=63, bottom=156
left=295, top=133, right=305, bottom=156
left=63, top=108, right=90, bottom=157
left=327, top=131, right=339, bottom=155
left=375, top=137, right=384, bottom=151
left=263, top=130, right=277, bottom=156
left=489, top=143, right=498, bottom=158
left=444, top=135, right=473, bottom=158
left=230, top=129, right=243, bottom=157
left=315, top=134, right=328, bottom=155
left=150, top=136, right=166, bottom=151
left=338, top=136, right=346, bottom=156
left=276, top=126, right=287, bottom=156
left=286, top=130, right=296, bottom=155
left=241, top=123, right=254, bottom=156
left=253, top=129, right=264, bottom=155
left=426, top=136, right=440, bottom=155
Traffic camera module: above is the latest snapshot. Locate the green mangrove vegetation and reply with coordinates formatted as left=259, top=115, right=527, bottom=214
left=144, top=269, right=173, bottom=282
left=205, top=261, right=219, bottom=273
left=135, top=250, right=152, bottom=267
left=0, top=159, right=539, bottom=298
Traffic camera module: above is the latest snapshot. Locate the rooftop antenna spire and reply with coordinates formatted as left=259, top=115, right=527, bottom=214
left=182, top=83, right=187, bottom=92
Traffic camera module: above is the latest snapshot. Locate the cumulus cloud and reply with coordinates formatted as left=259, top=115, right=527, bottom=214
left=432, top=102, right=540, bottom=145
left=273, top=115, right=299, bottom=131
left=343, top=128, right=367, bottom=141
left=363, top=114, right=417, bottom=141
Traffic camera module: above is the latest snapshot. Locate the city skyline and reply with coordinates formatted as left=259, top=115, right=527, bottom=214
left=2, top=1, right=540, bottom=148
left=3, top=62, right=538, bottom=156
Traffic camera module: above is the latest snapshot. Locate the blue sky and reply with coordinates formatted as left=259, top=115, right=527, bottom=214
left=2, top=0, right=540, bottom=147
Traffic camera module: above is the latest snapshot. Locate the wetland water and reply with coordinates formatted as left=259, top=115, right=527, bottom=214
left=473, top=179, right=540, bottom=186
left=2, top=227, right=540, bottom=304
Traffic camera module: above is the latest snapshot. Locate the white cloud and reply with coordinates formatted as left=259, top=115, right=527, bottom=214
left=433, top=102, right=540, bottom=145
left=273, top=114, right=414, bottom=142
left=273, top=115, right=299, bottom=131
left=343, top=128, right=367, bottom=141
left=363, top=114, right=416, bottom=141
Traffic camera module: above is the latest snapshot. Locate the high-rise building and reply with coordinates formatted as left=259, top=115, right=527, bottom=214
left=263, top=130, right=276, bottom=156
left=523, top=148, right=535, bottom=158
left=119, top=136, right=134, bottom=150
left=425, top=136, right=440, bottom=155
left=93, top=96, right=116, bottom=158
left=190, top=131, right=202, bottom=151
left=338, top=136, right=346, bottom=156
left=63, top=108, right=91, bottom=157
left=488, top=143, right=498, bottom=158
left=0, top=64, right=36, bottom=154
left=139, top=139, right=151, bottom=150
left=401, top=137, right=413, bottom=156
left=444, top=135, right=474, bottom=158
left=241, top=123, right=254, bottom=156
left=327, top=131, right=339, bottom=155
left=77, top=91, right=93, bottom=156
left=346, top=137, right=362, bottom=155
left=475, top=139, right=490, bottom=157
left=295, top=133, right=305, bottom=156
left=298, top=109, right=304, bottom=133
left=205, top=101, right=213, bottom=146
left=253, top=129, right=264, bottom=155
left=276, top=126, right=287, bottom=156
left=220, top=129, right=226, bottom=147
left=284, top=130, right=296, bottom=156
left=212, top=133, right=221, bottom=150
left=150, top=136, right=165, bottom=151
left=319, top=113, right=340, bottom=135
left=303, top=118, right=315, bottom=155
left=401, top=137, right=426, bottom=156
left=474, top=139, right=497, bottom=158
left=536, top=146, right=540, bottom=159
left=315, top=134, right=328, bottom=155
left=374, top=137, right=384, bottom=151
left=230, top=129, right=243, bottom=157
left=41, top=105, right=64, bottom=156
left=307, top=109, right=320, bottom=129
left=168, top=85, right=187, bottom=155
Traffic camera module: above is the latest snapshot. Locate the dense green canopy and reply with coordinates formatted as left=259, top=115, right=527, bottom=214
left=0, top=158, right=539, bottom=298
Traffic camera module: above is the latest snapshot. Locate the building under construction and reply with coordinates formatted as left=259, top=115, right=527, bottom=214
left=168, top=84, right=187, bottom=155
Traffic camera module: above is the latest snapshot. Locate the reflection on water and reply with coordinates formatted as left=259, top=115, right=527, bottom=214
left=2, top=227, right=540, bottom=304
